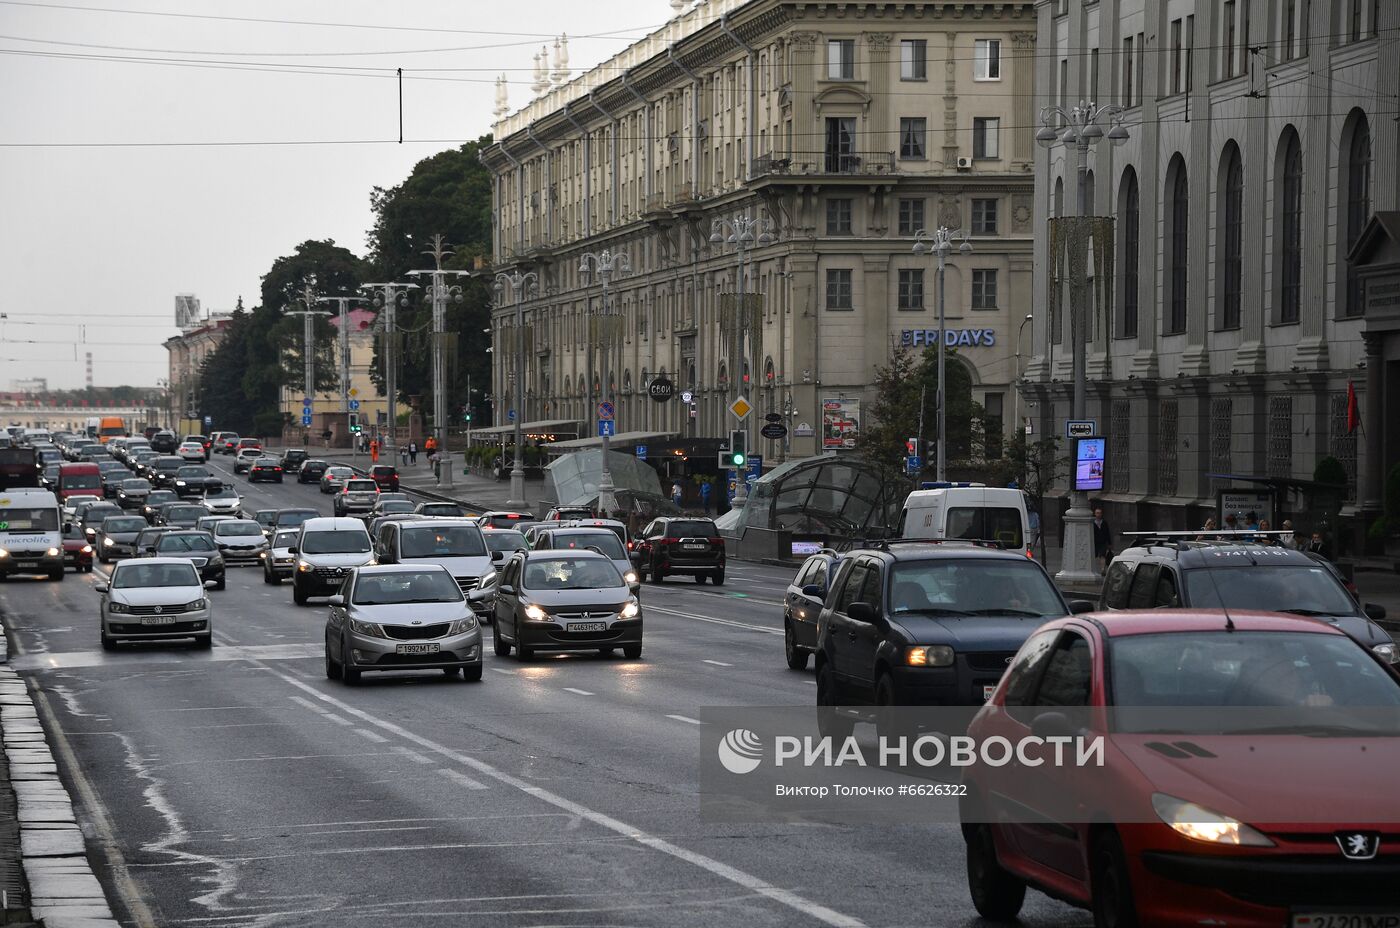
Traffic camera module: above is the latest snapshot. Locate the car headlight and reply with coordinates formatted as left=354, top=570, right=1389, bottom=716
left=906, top=645, right=955, bottom=667
left=298, top=560, right=312, bottom=572
left=523, top=604, right=548, bottom=621
left=1151, top=793, right=1274, bottom=847
left=46, top=547, right=60, bottom=557
left=448, top=617, right=477, bottom=635
left=176, top=480, right=186, bottom=486
left=80, top=545, right=92, bottom=554
left=108, top=602, right=129, bottom=614
left=624, top=571, right=639, bottom=585
left=349, top=619, right=386, bottom=638
left=621, top=599, right=640, bottom=619
left=1374, top=643, right=1399, bottom=663
left=186, top=599, right=207, bottom=610
left=103, top=538, right=115, bottom=547
left=0, top=549, right=8, bottom=559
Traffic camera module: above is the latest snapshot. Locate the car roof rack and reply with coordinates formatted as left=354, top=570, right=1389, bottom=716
left=1120, top=529, right=1294, bottom=550
left=855, top=538, right=1010, bottom=553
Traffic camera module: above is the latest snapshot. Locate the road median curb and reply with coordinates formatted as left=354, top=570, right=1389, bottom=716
left=0, top=629, right=120, bottom=928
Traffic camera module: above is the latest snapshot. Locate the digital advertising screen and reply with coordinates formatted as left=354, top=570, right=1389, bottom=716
left=1073, top=437, right=1106, bottom=491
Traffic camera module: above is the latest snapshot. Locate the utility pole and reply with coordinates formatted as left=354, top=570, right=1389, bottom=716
left=914, top=227, right=973, bottom=482
left=493, top=269, right=540, bottom=510
left=407, top=235, right=469, bottom=489
left=361, top=282, right=418, bottom=456
left=318, top=295, right=359, bottom=458
left=284, top=275, right=330, bottom=441
left=578, top=249, right=633, bottom=517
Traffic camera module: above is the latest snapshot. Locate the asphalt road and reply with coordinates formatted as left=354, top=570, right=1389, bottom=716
left=0, top=455, right=1089, bottom=928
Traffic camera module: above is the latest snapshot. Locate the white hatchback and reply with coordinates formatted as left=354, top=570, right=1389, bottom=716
left=178, top=441, right=206, bottom=463
left=95, top=557, right=215, bottom=649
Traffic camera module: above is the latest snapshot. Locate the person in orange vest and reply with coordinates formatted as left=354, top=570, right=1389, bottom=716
left=424, top=435, right=437, bottom=455
left=369, top=439, right=379, bottom=463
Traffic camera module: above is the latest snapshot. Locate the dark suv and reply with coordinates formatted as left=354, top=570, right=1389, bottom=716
left=813, top=541, right=1084, bottom=737
left=634, top=517, right=725, bottom=584
left=280, top=448, right=309, bottom=472
left=1100, top=536, right=1395, bottom=663
left=368, top=465, right=400, bottom=492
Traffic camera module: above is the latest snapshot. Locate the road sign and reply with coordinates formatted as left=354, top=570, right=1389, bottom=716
left=1066, top=420, right=1097, bottom=439
left=598, top=401, right=614, bottom=421
left=301, top=414, right=313, bottom=426
left=302, top=397, right=312, bottom=407
left=349, top=388, right=358, bottom=398
left=635, top=445, right=647, bottom=460
left=747, top=456, right=763, bottom=481
left=598, top=420, right=616, bottom=437
left=760, top=423, right=787, bottom=440
left=348, top=399, right=360, bottom=411
left=507, top=409, right=516, bottom=422
left=906, top=455, right=923, bottom=473
left=202, top=415, right=211, bottom=427
left=764, top=412, right=783, bottom=423
left=680, top=390, right=694, bottom=404
left=648, top=377, right=675, bottom=403
left=728, top=396, right=753, bottom=420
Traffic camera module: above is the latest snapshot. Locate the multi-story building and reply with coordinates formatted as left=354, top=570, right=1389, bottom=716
left=277, top=308, right=389, bottom=446
left=163, top=314, right=231, bottom=430
left=482, top=0, right=1037, bottom=464
left=1025, top=0, right=1398, bottom=544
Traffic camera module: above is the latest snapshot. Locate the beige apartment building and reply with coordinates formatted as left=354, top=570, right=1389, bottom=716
left=164, top=314, right=231, bottom=431
left=482, top=0, right=1036, bottom=462
left=277, top=307, right=389, bottom=446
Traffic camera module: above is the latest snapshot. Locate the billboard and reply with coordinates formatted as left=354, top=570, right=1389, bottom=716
left=1073, top=437, right=1106, bottom=491
left=175, top=294, right=201, bottom=330
left=821, top=397, right=860, bottom=450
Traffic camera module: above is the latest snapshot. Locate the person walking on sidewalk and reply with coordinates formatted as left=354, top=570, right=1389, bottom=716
left=1092, top=507, right=1113, bottom=572
left=671, top=481, right=683, bottom=510
left=408, top=441, right=418, bottom=465
left=399, top=444, right=409, bottom=467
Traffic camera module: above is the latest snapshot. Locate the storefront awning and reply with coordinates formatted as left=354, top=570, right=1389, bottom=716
left=543, top=429, right=676, bottom=451
left=471, top=419, right=581, bottom=438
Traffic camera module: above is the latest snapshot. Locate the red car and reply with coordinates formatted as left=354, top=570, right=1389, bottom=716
left=60, top=524, right=94, bottom=573
left=369, top=465, right=400, bottom=492
left=962, top=610, right=1400, bottom=927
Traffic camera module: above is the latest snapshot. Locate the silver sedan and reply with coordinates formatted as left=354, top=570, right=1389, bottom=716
left=324, top=564, right=483, bottom=685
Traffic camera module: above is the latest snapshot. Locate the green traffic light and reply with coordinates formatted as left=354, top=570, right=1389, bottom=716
left=732, top=453, right=746, bottom=466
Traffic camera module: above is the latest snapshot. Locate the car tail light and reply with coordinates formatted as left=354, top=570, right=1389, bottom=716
left=660, top=537, right=678, bottom=546
left=708, top=537, right=723, bottom=545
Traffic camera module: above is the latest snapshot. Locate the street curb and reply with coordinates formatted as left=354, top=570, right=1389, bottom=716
left=0, top=631, right=120, bottom=928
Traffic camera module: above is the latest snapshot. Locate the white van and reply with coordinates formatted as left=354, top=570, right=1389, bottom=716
left=0, top=487, right=64, bottom=580
left=897, top=484, right=1032, bottom=556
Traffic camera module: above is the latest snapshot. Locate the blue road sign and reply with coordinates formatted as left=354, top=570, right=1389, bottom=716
left=203, top=415, right=211, bottom=427
left=906, top=455, right=923, bottom=473
left=302, top=397, right=312, bottom=407
left=598, top=401, right=615, bottom=421
left=507, top=409, right=516, bottom=422
left=747, top=455, right=763, bottom=481
left=348, top=399, right=360, bottom=411
left=301, top=414, right=313, bottom=426
left=635, top=445, right=647, bottom=460
left=598, top=421, right=616, bottom=437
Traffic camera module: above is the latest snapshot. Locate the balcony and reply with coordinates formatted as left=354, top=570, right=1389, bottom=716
left=751, top=151, right=896, bottom=178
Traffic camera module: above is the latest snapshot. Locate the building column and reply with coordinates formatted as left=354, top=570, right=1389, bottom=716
left=1010, top=31, right=1036, bottom=171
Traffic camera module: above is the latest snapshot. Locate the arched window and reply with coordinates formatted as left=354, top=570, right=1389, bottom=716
left=1276, top=127, right=1303, bottom=323
left=623, top=369, right=632, bottom=393
left=686, top=361, right=696, bottom=386
left=1053, top=176, right=1065, bottom=218
left=1084, top=169, right=1096, bottom=217
left=1165, top=155, right=1189, bottom=334
left=1118, top=167, right=1140, bottom=338
left=764, top=357, right=776, bottom=384
left=717, top=362, right=729, bottom=387
left=1217, top=143, right=1244, bottom=330
left=1342, top=110, right=1371, bottom=317
left=562, top=375, right=571, bottom=399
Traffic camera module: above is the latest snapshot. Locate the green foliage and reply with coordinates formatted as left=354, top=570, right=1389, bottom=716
left=195, top=307, right=257, bottom=434
left=1005, top=429, right=1066, bottom=511
left=252, top=409, right=288, bottom=440
left=858, top=346, right=984, bottom=479
left=1313, top=456, right=1348, bottom=487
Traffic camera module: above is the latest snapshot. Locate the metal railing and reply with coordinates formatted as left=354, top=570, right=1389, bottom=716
left=752, top=151, right=897, bottom=176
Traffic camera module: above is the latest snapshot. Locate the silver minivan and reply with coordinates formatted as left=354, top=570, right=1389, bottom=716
left=375, top=519, right=496, bottom=597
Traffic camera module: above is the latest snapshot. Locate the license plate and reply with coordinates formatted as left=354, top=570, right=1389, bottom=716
left=396, top=643, right=440, bottom=655
left=16, top=561, right=38, bottom=569
left=982, top=685, right=996, bottom=702
left=567, top=622, right=608, bottom=632
left=1293, top=915, right=1400, bottom=928
left=141, top=616, right=178, bottom=625
left=683, top=543, right=707, bottom=551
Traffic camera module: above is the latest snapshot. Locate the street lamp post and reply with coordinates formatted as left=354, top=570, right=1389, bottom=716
left=577, top=250, right=632, bottom=517
left=407, top=235, right=469, bottom=489
left=284, top=275, right=332, bottom=441
left=1036, top=101, right=1129, bottom=582
left=1014, top=312, right=1034, bottom=436
left=493, top=269, right=539, bottom=510
left=709, top=214, right=774, bottom=506
left=913, top=227, right=973, bottom=482
left=361, top=282, right=419, bottom=456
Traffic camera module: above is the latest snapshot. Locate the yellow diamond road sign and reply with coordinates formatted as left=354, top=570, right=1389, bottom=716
left=349, top=388, right=358, bottom=397
left=728, top=396, right=753, bottom=420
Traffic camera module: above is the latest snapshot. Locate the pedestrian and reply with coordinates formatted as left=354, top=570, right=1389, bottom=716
left=1092, top=507, right=1113, bottom=572
left=1196, top=517, right=1217, bottom=541
left=399, top=444, right=409, bottom=466
left=1304, top=531, right=1332, bottom=561
left=1279, top=520, right=1297, bottom=549
left=1244, top=511, right=1260, bottom=532
left=369, top=439, right=379, bottom=463
left=699, top=479, right=712, bottom=514
left=408, top=441, right=418, bottom=465
left=671, top=481, right=683, bottom=510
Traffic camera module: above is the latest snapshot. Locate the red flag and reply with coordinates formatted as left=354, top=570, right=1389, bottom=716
left=1347, top=381, right=1360, bottom=434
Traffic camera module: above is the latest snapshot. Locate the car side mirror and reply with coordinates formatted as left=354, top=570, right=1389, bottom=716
left=499, top=584, right=515, bottom=595
left=204, top=580, right=218, bottom=590
left=1068, top=600, right=1096, bottom=615
left=801, top=583, right=824, bottom=601
left=328, top=595, right=345, bottom=606
left=847, top=601, right=881, bottom=625
left=491, top=550, right=503, bottom=562
left=1031, top=711, right=1078, bottom=740
left=1364, top=603, right=1387, bottom=622
left=93, top=583, right=109, bottom=593
left=287, top=546, right=298, bottom=555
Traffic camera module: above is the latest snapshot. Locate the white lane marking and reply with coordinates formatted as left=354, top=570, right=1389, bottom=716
left=562, top=687, right=594, bottom=696
left=489, top=667, right=513, bottom=676
left=645, top=605, right=782, bottom=636
left=702, top=659, right=733, bottom=667
left=259, top=666, right=867, bottom=928
left=354, top=728, right=388, bottom=743
left=666, top=715, right=701, bottom=725
left=805, top=680, right=817, bottom=685
left=392, top=746, right=435, bottom=766
left=436, top=767, right=489, bottom=791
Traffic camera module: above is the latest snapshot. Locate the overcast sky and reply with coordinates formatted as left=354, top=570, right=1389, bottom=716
left=0, top=0, right=664, bottom=389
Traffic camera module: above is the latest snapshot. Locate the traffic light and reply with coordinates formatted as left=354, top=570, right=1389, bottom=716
left=348, top=412, right=361, bottom=434
left=906, top=437, right=919, bottom=457
left=463, top=411, right=473, bottom=423
left=718, top=429, right=748, bottom=469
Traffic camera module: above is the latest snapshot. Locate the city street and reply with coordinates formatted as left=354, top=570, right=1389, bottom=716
left=0, top=454, right=1086, bottom=927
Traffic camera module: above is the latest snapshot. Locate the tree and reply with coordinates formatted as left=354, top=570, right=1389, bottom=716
left=859, top=345, right=986, bottom=479
left=196, top=305, right=256, bottom=433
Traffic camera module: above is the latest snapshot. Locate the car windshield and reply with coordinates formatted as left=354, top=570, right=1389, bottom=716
left=550, top=532, right=626, bottom=559
left=276, top=511, right=317, bottom=528
left=378, top=501, right=415, bottom=514
left=216, top=522, right=262, bottom=537
left=1109, top=632, right=1400, bottom=727
left=401, top=526, right=486, bottom=558
left=167, top=507, right=205, bottom=521
left=82, top=506, right=121, bottom=524
left=272, top=530, right=299, bottom=548
left=0, top=507, right=59, bottom=532
left=523, top=557, right=624, bottom=590
left=484, top=531, right=528, bottom=553
left=345, top=480, right=378, bottom=492
left=352, top=569, right=462, bottom=605
left=112, top=563, right=199, bottom=589
left=99, top=462, right=126, bottom=473
left=121, top=479, right=150, bottom=491
left=254, top=511, right=277, bottom=526
left=327, top=468, right=353, bottom=477
left=301, top=531, right=371, bottom=555
left=61, top=474, right=102, bottom=489
left=205, top=488, right=237, bottom=499
left=176, top=467, right=211, bottom=478
left=157, top=533, right=215, bottom=553
left=668, top=520, right=717, bottom=538
left=102, top=517, right=147, bottom=533
left=1184, top=566, right=1357, bottom=616
left=889, top=560, right=1065, bottom=617
left=146, top=491, right=177, bottom=505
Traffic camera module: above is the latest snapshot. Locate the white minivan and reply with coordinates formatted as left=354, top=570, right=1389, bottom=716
left=897, top=484, right=1032, bottom=556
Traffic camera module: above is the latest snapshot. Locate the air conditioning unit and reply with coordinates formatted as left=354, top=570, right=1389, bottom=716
left=956, top=157, right=974, bottom=171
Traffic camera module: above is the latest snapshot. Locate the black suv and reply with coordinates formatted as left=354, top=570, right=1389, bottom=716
left=149, top=430, right=178, bottom=454
left=813, top=541, right=1084, bottom=735
left=1100, top=537, right=1394, bottom=662
left=633, top=517, right=725, bottom=584
left=280, top=448, right=309, bottom=472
